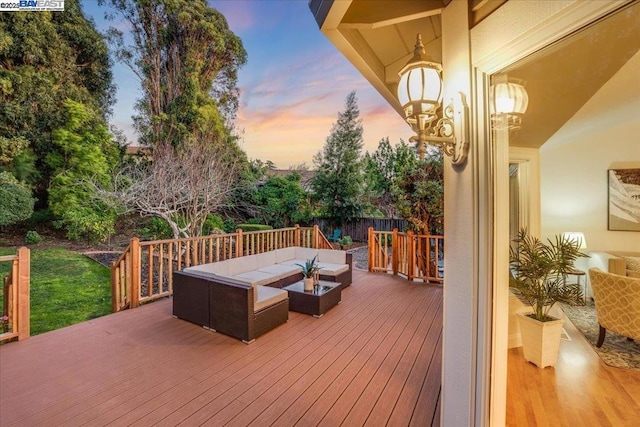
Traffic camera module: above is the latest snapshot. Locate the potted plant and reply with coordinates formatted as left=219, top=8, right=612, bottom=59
left=509, top=228, right=585, bottom=368
left=297, top=256, right=319, bottom=291
left=337, top=235, right=353, bottom=250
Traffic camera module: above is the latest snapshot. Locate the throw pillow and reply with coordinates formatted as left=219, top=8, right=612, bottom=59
left=622, top=256, right=640, bottom=272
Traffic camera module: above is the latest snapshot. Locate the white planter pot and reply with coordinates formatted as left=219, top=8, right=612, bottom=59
left=517, top=313, right=564, bottom=368
left=304, top=278, right=314, bottom=292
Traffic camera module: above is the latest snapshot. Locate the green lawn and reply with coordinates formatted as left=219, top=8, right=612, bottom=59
left=0, top=247, right=112, bottom=336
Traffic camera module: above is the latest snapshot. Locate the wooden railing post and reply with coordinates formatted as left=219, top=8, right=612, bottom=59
left=294, top=224, right=301, bottom=247
left=368, top=227, right=374, bottom=272
left=236, top=229, right=243, bottom=258
left=392, top=228, right=399, bottom=275
left=130, top=237, right=140, bottom=308
left=407, top=230, right=415, bottom=281
left=111, top=262, right=118, bottom=312
left=313, top=225, right=319, bottom=248
left=17, top=247, right=30, bottom=340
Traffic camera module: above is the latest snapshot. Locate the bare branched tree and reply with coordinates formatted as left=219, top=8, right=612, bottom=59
left=98, top=138, right=241, bottom=239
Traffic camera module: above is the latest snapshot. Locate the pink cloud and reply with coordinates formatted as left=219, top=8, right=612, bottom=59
left=211, top=1, right=255, bottom=32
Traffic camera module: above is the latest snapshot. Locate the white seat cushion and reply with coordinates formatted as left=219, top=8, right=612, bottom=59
left=294, top=247, right=319, bottom=261
left=318, top=249, right=346, bottom=264
left=278, top=259, right=309, bottom=269
left=256, top=251, right=277, bottom=269
left=275, top=247, right=296, bottom=263
left=257, top=264, right=300, bottom=280
left=317, top=262, right=349, bottom=276
left=226, top=256, right=256, bottom=275
left=234, top=270, right=278, bottom=287
left=212, top=270, right=274, bottom=287
left=255, top=285, right=288, bottom=312
left=184, top=261, right=228, bottom=276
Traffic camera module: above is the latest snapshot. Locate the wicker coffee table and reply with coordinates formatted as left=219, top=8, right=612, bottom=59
left=283, top=280, right=342, bottom=318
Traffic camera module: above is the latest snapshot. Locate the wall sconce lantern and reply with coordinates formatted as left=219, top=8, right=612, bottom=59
left=490, top=75, right=529, bottom=130
left=397, top=34, right=469, bottom=165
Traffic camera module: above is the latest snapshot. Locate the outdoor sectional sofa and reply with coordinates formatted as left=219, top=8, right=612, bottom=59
left=173, top=246, right=352, bottom=343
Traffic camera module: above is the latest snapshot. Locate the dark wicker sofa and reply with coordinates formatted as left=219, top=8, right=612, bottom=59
left=173, top=270, right=289, bottom=344
left=172, top=247, right=352, bottom=343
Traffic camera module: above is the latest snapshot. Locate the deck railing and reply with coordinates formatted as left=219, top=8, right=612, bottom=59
left=111, top=225, right=332, bottom=312
left=368, top=227, right=443, bottom=283
left=1, top=247, right=30, bottom=342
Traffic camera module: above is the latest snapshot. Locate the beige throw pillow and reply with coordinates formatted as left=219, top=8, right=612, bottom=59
left=623, top=256, right=640, bottom=272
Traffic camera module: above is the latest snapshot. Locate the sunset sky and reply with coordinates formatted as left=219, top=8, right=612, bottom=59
left=84, top=0, right=411, bottom=168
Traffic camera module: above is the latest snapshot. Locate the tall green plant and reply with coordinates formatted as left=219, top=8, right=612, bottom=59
left=47, top=100, right=121, bottom=242
left=0, top=0, right=114, bottom=204
left=312, top=91, right=364, bottom=227
left=509, top=229, right=586, bottom=321
left=102, top=0, right=247, bottom=148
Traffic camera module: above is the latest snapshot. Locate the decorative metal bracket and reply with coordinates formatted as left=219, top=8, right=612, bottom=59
left=410, top=92, right=470, bottom=165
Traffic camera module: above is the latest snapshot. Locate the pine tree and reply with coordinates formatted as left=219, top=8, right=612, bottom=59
left=312, top=91, right=364, bottom=227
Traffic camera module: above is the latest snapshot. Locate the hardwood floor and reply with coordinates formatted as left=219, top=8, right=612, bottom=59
left=0, top=270, right=442, bottom=426
left=506, top=310, right=640, bottom=426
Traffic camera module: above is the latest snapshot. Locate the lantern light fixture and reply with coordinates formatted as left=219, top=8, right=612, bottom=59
left=490, top=75, right=529, bottom=130
left=397, top=34, right=469, bottom=165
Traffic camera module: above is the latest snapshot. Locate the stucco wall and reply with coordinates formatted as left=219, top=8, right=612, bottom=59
left=541, top=51, right=640, bottom=251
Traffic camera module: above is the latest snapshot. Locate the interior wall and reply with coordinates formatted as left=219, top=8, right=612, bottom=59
left=540, top=51, right=640, bottom=251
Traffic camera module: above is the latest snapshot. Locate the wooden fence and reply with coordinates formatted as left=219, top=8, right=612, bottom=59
left=111, top=225, right=332, bottom=312
left=1, top=247, right=30, bottom=342
left=311, top=217, right=409, bottom=242
left=368, top=227, right=443, bottom=283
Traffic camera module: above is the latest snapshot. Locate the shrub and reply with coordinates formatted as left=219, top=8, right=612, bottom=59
left=27, top=209, right=54, bottom=225
left=236, top=224, right=273, bottom=232
left=223, top=219, right=236, bottom=233
left=203, top=214, right=225, bottom=235
left=138, top=217, right=173, bottom=240
left=0, top=172, right=35, bottom=226
left=25, top=230, right=43, bottom=245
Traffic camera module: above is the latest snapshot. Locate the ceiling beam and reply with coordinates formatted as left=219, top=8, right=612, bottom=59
left=338, top=9, right=443, bottom=30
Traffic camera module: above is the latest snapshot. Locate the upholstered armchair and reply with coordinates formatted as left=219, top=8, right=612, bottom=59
left=588, top=268, right=640, bottom=347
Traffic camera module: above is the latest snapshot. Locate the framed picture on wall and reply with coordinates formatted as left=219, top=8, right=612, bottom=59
left=608, top=168, right=640, bottom=231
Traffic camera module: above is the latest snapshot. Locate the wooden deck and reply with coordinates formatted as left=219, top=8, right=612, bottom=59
left=0, top=269, right=443, bottom=426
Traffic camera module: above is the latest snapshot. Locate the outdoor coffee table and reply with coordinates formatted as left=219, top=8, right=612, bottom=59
left=283, top=280, right=342, bottom=318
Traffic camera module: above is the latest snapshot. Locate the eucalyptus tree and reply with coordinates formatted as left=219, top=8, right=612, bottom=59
left=101, top=0, right=247, bottom=148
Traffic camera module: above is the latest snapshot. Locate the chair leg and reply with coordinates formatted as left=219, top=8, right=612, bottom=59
left=596, top=325, right=606, bottom=348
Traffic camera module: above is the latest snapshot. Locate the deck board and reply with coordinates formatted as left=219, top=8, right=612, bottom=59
left=0, top=270, right=443, bottom=426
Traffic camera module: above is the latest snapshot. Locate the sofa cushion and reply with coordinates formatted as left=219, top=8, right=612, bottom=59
left=226, top=256, right=257, bottom=275
left=257, top=263, right=300, bottom=280
left=275, top=247, right=296, bottom=263
left=317, top=262, right=349, bottom=276
left=255, top=285, right=288, bottom=312
left=278, top=259, right=309, bottom=270
left=184, top=261, right=228, bottom=276
left=623, top=256, right=640, bottom=272
left=213, top=270, right=273, bottom=287
left=234, top=270, right=278, bottom=287
left=256, top=251, right=277, bottom=269
left=294, top=247, right=319, bottom=262
left=318, top=248, right=346, bottom=264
